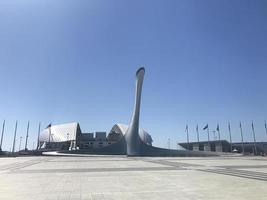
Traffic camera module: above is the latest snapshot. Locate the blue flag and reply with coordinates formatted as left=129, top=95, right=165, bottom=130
left=203, top=124, right=208, bottom=130
left=216, top=124, right=220, bottom=131
left=46, top=123, right=51, bottom=129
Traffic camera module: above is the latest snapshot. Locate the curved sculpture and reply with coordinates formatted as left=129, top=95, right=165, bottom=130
left=123, top=67, right=220, bottom=157
left=125, top=67, right=145, bottom=156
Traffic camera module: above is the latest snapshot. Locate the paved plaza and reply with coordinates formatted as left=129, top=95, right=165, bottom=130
left=0, top=155, right=267, bottom=200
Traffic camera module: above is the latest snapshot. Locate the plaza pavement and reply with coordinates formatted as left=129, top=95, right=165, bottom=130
left=0, top=155, right=266, bottom=200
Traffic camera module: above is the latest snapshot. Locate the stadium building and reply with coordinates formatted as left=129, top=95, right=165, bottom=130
left=38, top=122, right=153, bottom=151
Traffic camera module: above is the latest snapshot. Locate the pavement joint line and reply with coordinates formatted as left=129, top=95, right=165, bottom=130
left=46, top=159, right=134, bottom=162
left=9, top=166, right=181, bottom=174
left=198, top=168, right=267, bottom=182
left=0, top=162, right=21, bottom=170
left=130, top=158, right=204, bottom=168
left=81, top=189, right=178, bottom=195
left=128, top=157, right=267, bottom=182
left=0, top=161, right=37, bottom=171
left=215, top=165, right=267, bottom=169
left=0, top=157, right=51, bottom=172
left=206, top=168, right=267, bottom=178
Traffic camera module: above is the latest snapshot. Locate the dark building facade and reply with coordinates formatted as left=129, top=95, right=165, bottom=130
left=179, top=140, right=267, bottom=155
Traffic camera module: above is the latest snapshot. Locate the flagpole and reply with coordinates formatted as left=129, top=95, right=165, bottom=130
left=203, top=124, right=209, bottom=151
left=19, top=136, right=22, bottom=152
left=12, top=120, right=18, bottom=154
left=228, top=122, right=232, bottom=153
left=196, top=124, right=199, bottom=144
left=217, top=124, right=221, bottom=141
left=212, top=130, right=216, bottom=140
left=239, top=122, right=244, bottom=155
left=36, top=122, right=41, bottom=150
left=25, top=121, right=30, bottom=151
left=48, top=122, right=51, bottom=144
left=251, top=122, right=257, bottom=155
left=0, top=120, right=5, bottom=150
left=207, top=127, right=210, bottom=149
left=265, top=120, right=267, bottom=138
left=186, top=125, right=189, bottom=150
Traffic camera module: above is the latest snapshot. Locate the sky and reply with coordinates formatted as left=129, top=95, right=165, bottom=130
left=0, top=0, right=267, bottom=151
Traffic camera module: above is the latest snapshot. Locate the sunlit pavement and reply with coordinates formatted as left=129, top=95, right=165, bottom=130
left=0, top=155, right=266, bottom=200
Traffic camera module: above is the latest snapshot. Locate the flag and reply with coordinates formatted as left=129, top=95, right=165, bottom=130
left=203, top=124, right=208, bottom=130
left=216, top=124, right=220, bottom=131
left=196, top=124, right=198, bottom=132
left=252, top=122, right=254, bottom=131
left=185, top=125, right=188, bottom=132
left=46, top=123, right=51, bottom=129
left=265, top=120, right=267, bottom=129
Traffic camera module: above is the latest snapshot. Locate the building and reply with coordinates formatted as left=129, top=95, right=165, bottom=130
left=78, top=132, right=109, bottom=149
left=232, top=142, right=267, bottom=155
left=107, top=124, right=153, bottom=146
left=179, top=140, right=230, bottom=152
left=38, top=122, right=153, bottom=151
left=179, top=140, right=267, bottom=155
left=39, top=122, right=82, bottom=150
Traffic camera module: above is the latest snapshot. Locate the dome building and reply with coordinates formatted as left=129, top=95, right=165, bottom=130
left=107, top=124, right=153, bottom=146
left=38, top=122, right=152, bottom=151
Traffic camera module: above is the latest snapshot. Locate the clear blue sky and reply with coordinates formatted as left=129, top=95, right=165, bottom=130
left=0, top=0, right=267, bottom=151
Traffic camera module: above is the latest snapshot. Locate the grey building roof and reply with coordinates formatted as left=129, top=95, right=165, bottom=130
left=39, top=122, right=81, bottom=142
